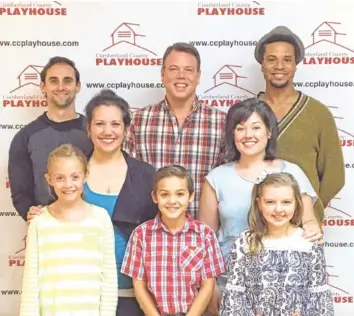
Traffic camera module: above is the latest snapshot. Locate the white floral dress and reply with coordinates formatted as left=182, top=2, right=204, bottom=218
left=219, top=229, right=334, bottom=316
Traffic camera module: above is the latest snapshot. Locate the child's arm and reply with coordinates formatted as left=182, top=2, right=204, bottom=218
left=121, top=230, right=160, bottom=316
left=100, top=213, right=118, bottom=315
left=218, top=234, right=253, bottom=316
left=19, top=220, right=40, bottom=316
left=186, top=278, right=215, bottom=316
left=187, top=229, right=225, bottom=316
left=133, top=279, right=160, bottom=316
left=305, top=244, right=335, bottom=316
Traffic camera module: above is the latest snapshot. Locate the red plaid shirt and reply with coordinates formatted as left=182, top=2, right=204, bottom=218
left=121, top=215, right=225, bottom=315
left=123, top=98, right=226, bottom=218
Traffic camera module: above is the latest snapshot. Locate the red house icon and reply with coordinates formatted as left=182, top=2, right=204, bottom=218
left=213, top=65, right=246, bottom=87
left=311, top=22, right=345, bottom=45
left=204, top=64, right=255, bottom=95
left=10, top=65, right=44, bottom=93
left=103, top=22, right=156, bottom=55
left=111, top=22, right=145, bottom=47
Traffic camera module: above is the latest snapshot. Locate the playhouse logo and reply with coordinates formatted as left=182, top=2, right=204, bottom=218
left=328, top=105, right=354, bottom=147
left=2, top=64, right=47, bottom=108
left=0, top=1, right=67, bottom=16
left=95, top=22, right=162, bottom=67
left=200, top=64, right=255, bottom=111
left=8, top=235, right=26, bottom=267
left=303, top=22, right=354, bottom=65
left=197, top=1, right=265, bottom=16
left=323, top=197, right=354, bottom=227
left=326, top=265, right=354, bottom=303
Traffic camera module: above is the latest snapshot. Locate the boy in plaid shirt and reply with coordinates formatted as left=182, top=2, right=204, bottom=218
left=121, top=165, right=225, bottom=316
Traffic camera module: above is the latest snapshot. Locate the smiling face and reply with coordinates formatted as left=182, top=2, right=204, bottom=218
left=257, top=184, right=297, bottom=231
left=152, top=176, right=194, bottom=224
left=40, top=63, right=80, bottom=109
left=161, top=50, right=200, bottom=104
left=261, top=41, right=296, bottom=89
left=45, top=156, right=86, bottom=203
left=234, top=112, right=270, bottom=159
left=88, top=105, right=125, bottom=154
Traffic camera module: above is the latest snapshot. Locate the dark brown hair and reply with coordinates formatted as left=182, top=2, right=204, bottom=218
left=41, top=56, right=80, bottom=83
left=224, top=97, right=278, bottom=162
left=153, top=165, right=194, bottom=195
left=84, top=89, right=131, bottom=127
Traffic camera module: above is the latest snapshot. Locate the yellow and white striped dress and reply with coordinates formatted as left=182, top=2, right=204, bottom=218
left=20, top=205, right=118, bottom=316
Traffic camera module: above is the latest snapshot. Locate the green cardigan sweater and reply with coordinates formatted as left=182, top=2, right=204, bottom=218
left=259, top=92, right=345, bottom=222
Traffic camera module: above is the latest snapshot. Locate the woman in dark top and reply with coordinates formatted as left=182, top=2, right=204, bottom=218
left=84, top=89, right=158, bottom=316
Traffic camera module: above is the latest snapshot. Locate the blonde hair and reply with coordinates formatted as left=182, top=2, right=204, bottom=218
left=47, top=143, right=88, bottom=173
left=246, top=172, right=303, bottom=254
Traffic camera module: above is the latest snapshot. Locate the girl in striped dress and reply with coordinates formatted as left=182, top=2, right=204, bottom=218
left=20, top=144, right=118, bottom=316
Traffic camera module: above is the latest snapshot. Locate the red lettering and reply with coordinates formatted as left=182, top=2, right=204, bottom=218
left=9, top=259, right=25, bottom=267
left=323, top=219, right=354, bottom=226
left=200, top=99, right=241, bottom=107
left=334, top=296, right=354, bottom=303
left=1, top=7, right=66, bottom=16
left=197, top=7, right=265, bottom=15
left=2, top=99, right=47, bottom=107
left=303, top=56, right=354, bottom=65
left=341, top=139, right=353, bottom=147
left=226, top=99, right=235, bottom=106
left=96, top=58, right=162, bottom=66
left=197, top=8, right=205, bottom=15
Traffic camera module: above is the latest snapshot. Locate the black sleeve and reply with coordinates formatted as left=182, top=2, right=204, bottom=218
left=8, top=130, right=36, bottom=221
left=143, top=164, right=159, bottom=220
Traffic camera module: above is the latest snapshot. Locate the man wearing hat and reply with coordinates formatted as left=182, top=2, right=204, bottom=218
left=254, top=26, right=345, bottom=224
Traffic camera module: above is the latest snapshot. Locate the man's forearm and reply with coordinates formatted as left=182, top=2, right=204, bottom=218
left=301, top=195, right=318, bottom=224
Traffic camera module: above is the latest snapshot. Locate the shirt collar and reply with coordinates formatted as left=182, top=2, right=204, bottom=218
left=151, top=213, right=200, bottom=234
left=162, top=96, right=201, bottom=114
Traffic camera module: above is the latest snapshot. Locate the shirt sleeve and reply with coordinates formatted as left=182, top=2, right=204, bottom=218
left=288, top=163, right=318, bottom=204
left=219, top=234, right=253, bottom=316
left=205, top=166, right=222, bottom=201
left=122, top=115, right=139, bottom=159
left=120, top=228, right=145, bottom=280
left=317, top=107, right=345, bottom=207
left=305, top=244, right=335, bottom=316
left=20, top=220, right=40, bottom=316
left=201, top=229, right=225, bottom=280
left=100, top=212, right=118, bottom=315
left=8, top=130, right=36, bottom=221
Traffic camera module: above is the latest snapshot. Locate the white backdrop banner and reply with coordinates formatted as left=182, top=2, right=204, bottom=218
left=1, top=1, right=353, bottom=315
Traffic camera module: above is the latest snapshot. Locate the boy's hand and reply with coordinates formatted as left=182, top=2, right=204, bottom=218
left=207, top=286, right=221, bottom=315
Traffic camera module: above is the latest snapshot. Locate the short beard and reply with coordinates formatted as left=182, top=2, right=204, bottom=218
left=51, top=95, right=75, bottom=109
left=270, top=80, right=289, bottom=89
